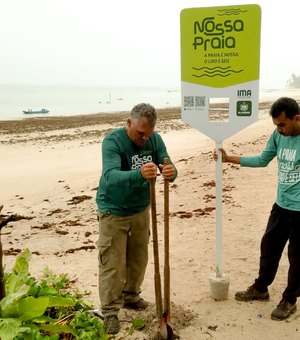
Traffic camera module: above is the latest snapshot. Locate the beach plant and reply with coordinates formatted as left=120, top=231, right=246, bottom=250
left=0, top=249, right=145, bottom=339
left=124, top=317, right=145, bottom=336
left=0, top=249, right=110, bottom=340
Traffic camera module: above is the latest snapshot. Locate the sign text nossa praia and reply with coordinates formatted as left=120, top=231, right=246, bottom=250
left=193, top=16, right=244, bottom=51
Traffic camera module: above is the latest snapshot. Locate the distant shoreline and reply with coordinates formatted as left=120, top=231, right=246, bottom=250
left=0, top=108, right=183, bottom=145
left=2, top=89, right=300, bottom=137
left=2, top=87, right=300, bottom=122
left=0, top=102, right=274, bottom=136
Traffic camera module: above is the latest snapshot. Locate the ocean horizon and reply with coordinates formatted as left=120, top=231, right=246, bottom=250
left=0, top=84, right=181, bottom=121
left=0, top=84, right=295, bottom=121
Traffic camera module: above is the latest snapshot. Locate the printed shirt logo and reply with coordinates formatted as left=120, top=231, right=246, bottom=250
left=131, top=153, right=153, bottom=170
left=278, top=148, right=300, bottom=184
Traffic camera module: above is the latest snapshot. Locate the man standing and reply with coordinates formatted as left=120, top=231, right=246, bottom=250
left=96, top=103, right=177, bottom=334
left=214, top=97, right=300, bottom=321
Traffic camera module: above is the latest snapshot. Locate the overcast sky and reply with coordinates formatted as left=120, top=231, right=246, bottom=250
left=1, top=0, right=299, bottom=89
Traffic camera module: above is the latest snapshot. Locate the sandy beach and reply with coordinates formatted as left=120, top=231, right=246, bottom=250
left=1, top=91, right=300, bottom=339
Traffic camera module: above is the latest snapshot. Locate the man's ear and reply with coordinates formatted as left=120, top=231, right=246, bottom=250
left=127, top=118, right=131, bottom=127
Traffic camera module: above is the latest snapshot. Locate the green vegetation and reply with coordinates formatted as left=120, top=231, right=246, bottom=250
left=0, top=249, right=145, bottom=339
left=287, top=74, right=300, bottom=88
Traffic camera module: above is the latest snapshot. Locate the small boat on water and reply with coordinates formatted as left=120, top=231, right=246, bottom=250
left=23, top=109, right=49, bottom=114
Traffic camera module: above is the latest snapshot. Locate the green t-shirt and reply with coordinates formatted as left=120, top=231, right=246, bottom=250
left=96, top=127, right=177, bottom=216
left=240, top=129, right=300, bottom=211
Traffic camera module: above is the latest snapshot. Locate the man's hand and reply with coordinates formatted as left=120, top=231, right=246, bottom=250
left=213, top=148, right=228, bottom=162
left=141, top=162, right=157, bottom=180
left=213, top=148, right=241, bottom=164
left=159, top=163, right=176, bottom=181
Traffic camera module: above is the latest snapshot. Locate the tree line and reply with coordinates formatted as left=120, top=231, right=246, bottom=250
left=287, top=74, right=300, bottom=88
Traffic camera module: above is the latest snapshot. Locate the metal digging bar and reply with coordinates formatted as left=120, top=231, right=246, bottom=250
left=151, top=178, right=168, bottom=340
left=163, top=158, right=175, bottom=338
left=151, top=157, right=177, bottom=340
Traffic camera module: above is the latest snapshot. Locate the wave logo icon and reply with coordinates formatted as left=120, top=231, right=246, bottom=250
left=192, top=66, right=243, bottom=78
left=217, top=8, right=247, bottom=16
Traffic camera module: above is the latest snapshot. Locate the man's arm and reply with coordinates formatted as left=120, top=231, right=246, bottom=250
left=214, top=132, right=277, bottom=167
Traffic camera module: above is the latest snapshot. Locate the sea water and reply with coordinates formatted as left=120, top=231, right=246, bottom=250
left=0, top=84, right=287, bottom=121
left=0, top=84, right=181, bottom=121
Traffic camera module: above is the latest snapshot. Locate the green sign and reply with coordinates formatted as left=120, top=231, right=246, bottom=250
left=181, top=5, right=261, bottom=88
left=180, top=4, right=261, bottom=141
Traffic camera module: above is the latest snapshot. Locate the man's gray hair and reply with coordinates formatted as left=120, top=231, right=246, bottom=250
left=130, top=103, right=157, bottom=127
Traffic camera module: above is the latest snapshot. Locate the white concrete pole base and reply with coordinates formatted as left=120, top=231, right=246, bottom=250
left=209, top=273, right=230, bottom=300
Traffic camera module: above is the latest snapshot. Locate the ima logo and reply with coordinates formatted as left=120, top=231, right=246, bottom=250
left=237, top=89, right=252, bottom=97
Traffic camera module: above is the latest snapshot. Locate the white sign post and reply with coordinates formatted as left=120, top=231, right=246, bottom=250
left=180, top=4, right=261, bottom=300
